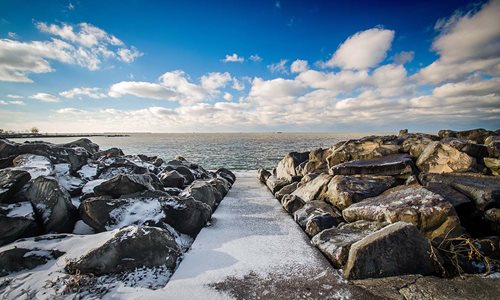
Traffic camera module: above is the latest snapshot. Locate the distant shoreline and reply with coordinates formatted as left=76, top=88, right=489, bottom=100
left=0, top=133, right=129, bottom=139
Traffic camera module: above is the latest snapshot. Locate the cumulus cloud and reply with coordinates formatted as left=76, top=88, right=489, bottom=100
left=325, top=28, right=395, bottom=70
left=200, top=72, right=232, bottom=91
left=222, top=53, right=244, bottom=63
left=232, top=78, right=245, bottom=91
left=223, top=92, right=233, bottom=101
left=433, top=78, right=500, bottom=97
left=392, top=51, right=414, bottom=65
left=290, top=59, right=309, bottom=73
left=249, top=54, right=262, bottom=62
left=59, top=87, right=108, bottom=99
left=267, top=59, right=289, bottom=74
left=30, top=93, right=60, bottom=102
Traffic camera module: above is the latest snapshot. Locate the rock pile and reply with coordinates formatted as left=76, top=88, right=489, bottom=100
left=0, top=138, right=234, bottom=283
left=259, top=128, right=500, bottom=280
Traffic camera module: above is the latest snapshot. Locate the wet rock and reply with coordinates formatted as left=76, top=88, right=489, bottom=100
left=291, top=173, right=332, bottom=202
left=281, top=194, right=305, bottom=214
left=93, top=174, right=163, bottom=198
left=59, top=138, right=99, bottom=155
left=416, top=141, right=477, bottom=173
left=276, top=151, right=309, bottom=181
left=311, top=220, right=388, bottom=268
left=265, top=175, right=290, bottom=194
left=342, top=185, right=462, bottom=240
left=484, top=157, right=500, bottom=175
left=322, top=175, right=397, bottom=210
left=438, top=128, right=494, bottom=144
left=24, top=176, right=78, bottom=233
left=0, top=202, right=38, bottom=246
left=158, top=170, right=185, bottom=188
left=294, top=200, right=343, bottom=230
left=257, top=168, right=271, bottom=183
left=0, top=247, right=64, bottom=276
left=0, top=169, right=31, bottom=203
left=275, top=182, right=298, bottom=202
left=65, top=226, right=182, bottom=275
left=180, top=180, right=218, bottom=211
left=216, top=168, right=236, bottom=185
left=344, top=222, right=438, bottom=279
left=91, top=147, right=124, bottom=160
left=330, top=154, right=415, bottom=178
left=12, top=154, right=54, bottom=179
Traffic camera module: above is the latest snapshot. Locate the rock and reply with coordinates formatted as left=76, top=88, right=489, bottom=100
left=17, top=143, right=90, bottom=174
left=484, top=208, right=500, bottom=233
left=322, top=175, right=397, bottom=210
left=300, top=148, right=330, bottom=175
left=54, top=163, right=85, bottom=196
left=343, top=222, right=438, bottom=279
left=0, top=154, right=16, bottom=169
left=59, top=138, right=99, bottom=155
left=342, top=185, right=462, bottom=240
left=281, top=194, right=305, bottom=214
left=216, top=168, right=236, bottom=185
left=162, top=195, right=212, bottom=236
left=326, top=135, right=402, bottom=168
left=96, top=156, right=149, bottom=180
left=416, top=141, right=477, bottom=173
left=330, top=154, right=415, bottom=178
left=0, top=202, right=38, bottom=246
left=181, top=180, right=218, bottom=211
left=291, top=173, right=333, bottom=202
left=488, top=141, right=500, bottom=158
left=158, top=170, right=185, bottom=188
left=65, top=226, right=182, bottom=275
left=265, top=175, right=290, bottom=194
left=438, top=128, right=495, bottom=144
left=0, top=248, right=64, bottom=276
left=275, top=182, right=298, bottom=202
left=91, top=147, right=124, bottom=160
left=0, top=139, right=18, bottom=159
left=77, top=163, right=98, bottom=181
left=401, top=134, right=439, bottom=158
left=294, top=200, right=343, bottom=230
left=12, top=154, right=54, bottom=179
left=24, top=176, right=78, bottom=233
left=0, top=169, right=31, bottom=203
left=423, top=182, right=473, bottom=219
left=275, top=151, right=309, bottom=181
left=93, top=174, right=163, bottom=198
left=311, top=220, right=388, bottom=268
left=163, top=164, right=196, bottom=185
left=257, top=168, right=271, bottom=183
left=484, top=157, right=500, bottom=175
left=305, top=214, right=338, bottom=237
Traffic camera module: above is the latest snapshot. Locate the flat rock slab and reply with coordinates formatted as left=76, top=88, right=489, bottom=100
left=329, top=154, right=414, bottom=177
left=117, top=171, right=374, bottom=299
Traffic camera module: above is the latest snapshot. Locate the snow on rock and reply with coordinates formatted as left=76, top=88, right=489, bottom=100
left=78, top=163, right=98, bottom=181
left=4, top=202, right=35, bottom=220
left=106, top=198, right=166, bottom=230
left=54, top=163, right=85, bottom=196
left=12, top=154, right=54, bottom=179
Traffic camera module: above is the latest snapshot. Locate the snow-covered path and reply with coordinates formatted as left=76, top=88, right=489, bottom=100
left=112, top=171, right=372, bottom=299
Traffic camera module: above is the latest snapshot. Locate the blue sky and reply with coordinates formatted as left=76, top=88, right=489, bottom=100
left=0, top=0, right=499, bottom=132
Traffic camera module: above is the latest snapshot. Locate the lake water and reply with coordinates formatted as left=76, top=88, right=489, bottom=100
left=11, top=132, right=390, bottom=170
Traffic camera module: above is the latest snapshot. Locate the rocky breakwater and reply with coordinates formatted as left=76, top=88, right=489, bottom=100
left=259, top=128, right=500, bottom=297
left=0, top=138, right=235, bottom=298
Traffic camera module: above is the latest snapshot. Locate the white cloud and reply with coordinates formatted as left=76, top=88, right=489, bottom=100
left=108, top=81, right=177, bottom=100
left=57, top=108, right=89, bottom=114
left=325, top=28, right=395, bottom=70
left=392, top=51, right=414, bottom=65
left=59, top=87, right=108, bottom=99
left=222, top=53, right=244, bottom=63
left=290, top=59, right=309, bottom=73
left=232, top=78, right=245, bottom=91
left=7, top=32, right=17, bottom=39
left=433, top=78, right=500, bottom=97
left=7, top=94, right=22, bottom=99
left=36, top=22, right=123, bottom=48
left=200, top=72, right=232, bottom=91
left=223, top=92, right=233, bottom=101
left=30, top=93, right=60, bottom=103
left=117, top=47, right=142, bottom=63
left=267, top=59, right=289, bottom=74
left=249, top=54, right=262, bottom=62
left=9, top=100, right=25, bottom=105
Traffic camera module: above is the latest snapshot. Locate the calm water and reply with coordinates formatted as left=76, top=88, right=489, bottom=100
left=11, top=132, right=389, bottom=170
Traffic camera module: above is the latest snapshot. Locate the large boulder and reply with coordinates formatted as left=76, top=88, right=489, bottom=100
left=275, top=182, right=298, bottom=202
left=215, top=168, right=236, bottom=185
left=65, top=226, right=182, bottom=275
left=281, top=194, right=306, bottom=214
left=0, top=247, right=63, bottom=276
left=342, top=185, right=462, bottom=240
left=0, top=139, right=18, bottom=159
left=401, top=134, right=440, bottom=158
left=17, top=143, right=89, bottom=174
left=12, top=154, right=54, bottom=179
left=275, top=151, right=309, bottom=181
left=438, top=128, right=495, bottom=144
left=265, top=175, right=290, bottom=194
left=91, top=147, right=124, bottom=160
left=162, top=195, right=212, bottom=236
left=257, top=168, right=271, bottom=183
left=180, top=180, right=218, bottom=211
left=291, top=173, right=333, bottom=202
left=330, top=154, right=415, bottom=178
left=293, top=200, right=343, bottom=231
left=416, top=141, right=477, bottom=173
left=54, top=163, right=85, bottom=196
left=0, top=169, right=31, bottom=203
left=484, top=157, right=500, bottom=176
left=322, top=175, right=397, bottom=210
left=162, top=164, right=196, bottom=185
left=24, top=176, right=78, bottom=233
left=93, top=174, right=163, bottom=198
left=158, top=170, right=185, bottom=188
left=59, top=138, right=99, bottom=155
left=299, top=148, right=331, bottom=175
left=96, top=157, right=149, bottom=180
left=343, top=222, right=438, bottom=279
left=0, top=202, right=38, bottom=246
left=311, top=220, right=388, bottom=268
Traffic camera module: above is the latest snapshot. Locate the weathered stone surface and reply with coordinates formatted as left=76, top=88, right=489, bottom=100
left=12, top=154, right=54, bottom=179
left=294, top=200, right=342, bottom=230
left=257, top=168, right=271, bottom=183
left=275, top=182, right=298, bottom=201
left=93, top=174, right=163, bottom=198
left=265, top=175, right=290, bottom=194
left=342, top=185, right=462, bottom=239
left=162, top=195, right=212, bottom=236
left=438, top=128, right=495, bottom=144
left=322, top=175, right=397, bottom=210
left=0, top=247, right=64, bottom=276
left=215, top=168, right=236, bottom=185
left=484, top=157, right=500, bottom=175
left=304, top=214, right=338, bottom=237
left=416, top=141, right=477, bottom=173
left=423, top=182, right=473, bottom=218
left=291, top=173, right=332, bottom=202
left=488, top=141, right=500, bottom=158
left=59, top=138, right=99, bottom=155
left=312, top=220, right=388, bottom=268
left=300, top=148, right=330, bottom=175
left=0, top=139, right=18, bottom=159
left=91, top=147, right=124, bottom=160
left=0, top=169, right=31, bottom=203
left=158, top=170, right=185, bottom=188
left=401, top=133, right=440, bottom=158
left=24, top=177, right=77, bottom=233
left=276, top=151, right=309, bottom=181
left=281, top=194, right=305, bottom=214
left=330, top=154, right=415, bottom=178
left=65, top=226, right=182, bottom=275
left=0, top=202, right=38, bottom=246
left=344, top=222, right=437, bottom=279
left=181, top=180, right=218, bottom=211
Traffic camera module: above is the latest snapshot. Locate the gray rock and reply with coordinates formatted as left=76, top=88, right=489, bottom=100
left=291, top=173, right=333, bottom=202
left=216, top=168, right=236, bottom=185
left=438, top=128, right=495, bottom=144
left=304, top=214, right=338, bottom=237
left=0, top=169, right=31, bottom=203
left=488, top=141, right=500, bottom=158
left=0, top=139, right=18, bottom=159
left=275, top=182, right=298, bottom=202
left=300, top=148, right=330, bottom=175
left=0, top=202, right=38, bottom=246
left=265, top=175, right=290, bottom=194
left=24, top=176, right=78, bottom=233
left=158, top=170, right=185, bottom=188
left=344, top=222, right=438, bottom=279
left=181, top=180, right=218, bottom=211
left=12, top=154, right=54, bottom=179
left=163, top=164, right=196, bottom=185
left=311, top=220, right=388, bottom=268
left=281, top=194, right=305, bottom=214
left=65, top=226, right=182, bottom=275
left=59, top=138, right=99, bottom=155
left=93, top=174, right=163, bottom=198
left=91, top=147, right=124, bottom=160
left=330, top=154, right=415, bottom=178
left=276, top=151, right=309, bottom=181
left=0, top=247, right=64, bottom=276
left=322, top=175, right=397, bottom=210
left=257, top=168, right=271, bottom=183
left=162, top=194, right=212, bottom=236
left=294, top=200, right=343, bottom=230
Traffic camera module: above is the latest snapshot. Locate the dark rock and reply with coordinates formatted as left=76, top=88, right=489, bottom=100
left=342, top=185, right=462, bottom=240
left=216, top=168, right=236, bottom=185
left=162, top=194, right=212, bottom=236
left=487, top=141, right=500, bottom=158
left=59, top=138, right=99, bottom=155
left=0, top=169, right=31, bottom=203
left=311, top=220, right=388, bottom=268
left=12, top=154, right=54, bottom=178
left=163, top=165, right=196, bottom=185
left=91, top=147, right=124, bottom=160
left=438, top=128, right=495, bottom=144
left=275, top=182, right=298, bottom=202
left=180, top=180, right=217, bottom=211
left=484, top=208, right=500, bottom=233
left=258, top=168, right=271, bottom=183
left=158, top=170, right=185, bottom=188
left=344, top=222, right=438, bottom=279
left=265, top=175, right=290, bottom=194
left=0, top=139, right=18, bottom=159
left=93, top=174, right=163, bottom=198
left=294, top=200, right=343, bottom=230
left=0, top=202, right=38, bottom=246
left=330, top=154, right=415, bottom=178
left=322, top=175, right=397, bottom=210
left=305, top=214, right=338, bottom=237
left=0, top=247, right=64, bottom=276
left=291, top=173, right=332, bottom=202
left=209, top=177, right=231, bottom=199
left=24, top=176, right=78, bottom=233
left=0, top=154, right=17, bottom=169
left=281, top=194, right=305, bottom=214
left=65, top=226, right=182, bottom=275
left=423, top=182, right=474, bottom=221
left=54, top=163, right=85, bottom=197
left=276, top=151, right=309, bottom=181
left=17, top=143, right=90, bottom=174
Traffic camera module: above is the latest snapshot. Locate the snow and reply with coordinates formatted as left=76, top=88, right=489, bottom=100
left=73, top=220, right=95, bottom=235
left=106, top=199, right=166, bottom=230
left=54, top=163, right=85, bottom=193
left=82, top=179, right=106, bottom=194
left=5, top=202, right=34, bottom=220
left=12, top=154, right=54, bottom=179
left=78, top=163, right=98, bottom=181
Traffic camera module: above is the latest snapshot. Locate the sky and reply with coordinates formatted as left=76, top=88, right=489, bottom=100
left=0, top=0, right=499, bottom=133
